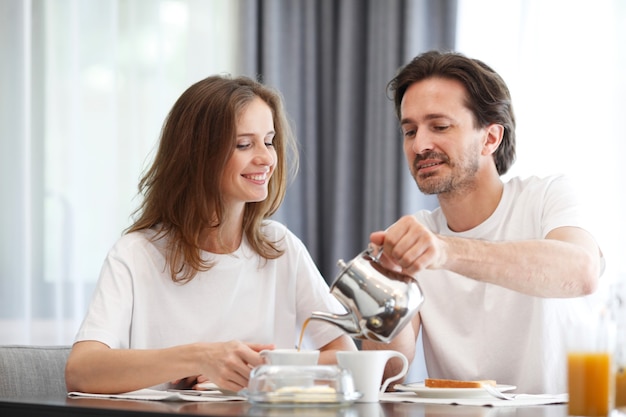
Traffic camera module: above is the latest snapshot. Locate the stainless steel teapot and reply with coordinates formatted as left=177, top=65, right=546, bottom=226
left=310, top=245, right=424, bottom=343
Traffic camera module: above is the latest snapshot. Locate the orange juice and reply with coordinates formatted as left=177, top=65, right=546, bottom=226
left=617, top=367, right=626, bottom=408
left=568, top=352, right=612, bottom=416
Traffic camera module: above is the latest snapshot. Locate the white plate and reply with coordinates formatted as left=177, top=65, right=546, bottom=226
left=394, top=382, right=516, bottom=399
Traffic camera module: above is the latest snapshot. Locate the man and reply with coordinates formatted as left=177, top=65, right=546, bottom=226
left=362, top=50, right=603, bottom=394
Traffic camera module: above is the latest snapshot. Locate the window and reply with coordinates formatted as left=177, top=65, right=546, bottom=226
left=1, top=0, right=238, bottom=344
left=456, top=0, right=626, bottom=288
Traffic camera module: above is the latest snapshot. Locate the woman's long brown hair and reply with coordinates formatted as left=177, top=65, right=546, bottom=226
left=125, top=75, right=298, bottom=283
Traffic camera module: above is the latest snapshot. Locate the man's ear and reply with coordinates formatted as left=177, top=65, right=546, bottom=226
left=482, top=123, right=504, bottom=156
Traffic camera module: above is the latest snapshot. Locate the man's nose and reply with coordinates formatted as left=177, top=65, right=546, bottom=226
left=412, top=130, right=434, bottom=154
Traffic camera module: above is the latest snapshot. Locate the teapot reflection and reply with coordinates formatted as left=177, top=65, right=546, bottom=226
left=310, top=245, right=424, bottom=343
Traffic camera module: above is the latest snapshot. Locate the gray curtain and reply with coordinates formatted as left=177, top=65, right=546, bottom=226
left=237, top=0, right=456, bottom=282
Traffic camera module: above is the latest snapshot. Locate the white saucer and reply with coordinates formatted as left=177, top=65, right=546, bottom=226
left=394, top=382, right=516, bottom=399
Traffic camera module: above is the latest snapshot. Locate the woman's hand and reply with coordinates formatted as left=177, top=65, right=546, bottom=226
left=170, top=374, right=209, bottom=389
left=193, top=341, right=274, bottom=392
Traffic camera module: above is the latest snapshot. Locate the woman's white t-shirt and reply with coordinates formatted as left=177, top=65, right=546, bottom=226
left=414, top=175, right=596, bottom=394
left=75, top=220, right=345, bottom=354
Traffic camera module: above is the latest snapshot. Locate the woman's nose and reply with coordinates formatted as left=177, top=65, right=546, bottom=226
left=255, top=145, right=275, bottom=166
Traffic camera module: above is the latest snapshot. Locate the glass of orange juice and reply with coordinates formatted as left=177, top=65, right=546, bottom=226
left=567, top=308, right=615, bottom=417
left=610, top=278, right=626, bottom=411
left=617, top=365, right=626, bottom=410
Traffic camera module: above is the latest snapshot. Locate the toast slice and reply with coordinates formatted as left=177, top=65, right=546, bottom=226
left=425, top=378, right=496, bottom=388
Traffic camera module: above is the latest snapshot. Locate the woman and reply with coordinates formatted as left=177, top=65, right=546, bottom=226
left=65, top=75, right=356, bottom=394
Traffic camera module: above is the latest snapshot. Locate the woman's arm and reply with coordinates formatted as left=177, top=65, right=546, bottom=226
left=65, top=339, right=273, bottom=394
left=317, top=334, right=358, bottom=365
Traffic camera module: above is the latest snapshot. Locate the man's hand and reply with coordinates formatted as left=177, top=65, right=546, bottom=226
left=370, top=215, right=447, bottom=276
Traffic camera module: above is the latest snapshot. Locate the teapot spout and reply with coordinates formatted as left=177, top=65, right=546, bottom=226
left=309, top=311, right=362, bottom=338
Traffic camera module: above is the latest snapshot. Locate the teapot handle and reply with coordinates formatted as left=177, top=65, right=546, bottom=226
left=366, top=243, right=384, bottom=263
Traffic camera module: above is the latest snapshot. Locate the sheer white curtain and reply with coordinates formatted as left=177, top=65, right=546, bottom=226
left=456, top=0, right=626, bottom=291
left=0, top=0, right=238, bottom=345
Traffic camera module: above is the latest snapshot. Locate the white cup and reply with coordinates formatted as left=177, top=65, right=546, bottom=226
left=259, top=348, right=319, bottom=366
left=337, top=350, right=408, bottom=402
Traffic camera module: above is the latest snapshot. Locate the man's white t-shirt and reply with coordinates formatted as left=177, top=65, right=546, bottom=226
left=75, top=220, right=345, bottom=358
left=414, top=175, right=596, bottom=394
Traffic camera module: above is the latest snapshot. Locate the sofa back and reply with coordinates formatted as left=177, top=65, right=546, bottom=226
left=0, top=345, right=71, bottom=398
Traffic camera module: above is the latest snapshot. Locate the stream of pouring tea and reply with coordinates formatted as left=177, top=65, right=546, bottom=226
left=297, top=317, right=311, bottom=351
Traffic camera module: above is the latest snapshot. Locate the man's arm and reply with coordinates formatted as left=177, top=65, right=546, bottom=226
left=372, top=216, right=602, bottom=298
left=440, top=226, right=601, bottom=297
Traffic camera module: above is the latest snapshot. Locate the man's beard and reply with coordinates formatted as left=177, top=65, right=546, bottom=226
left=412, top=150, right=480, bottom=195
